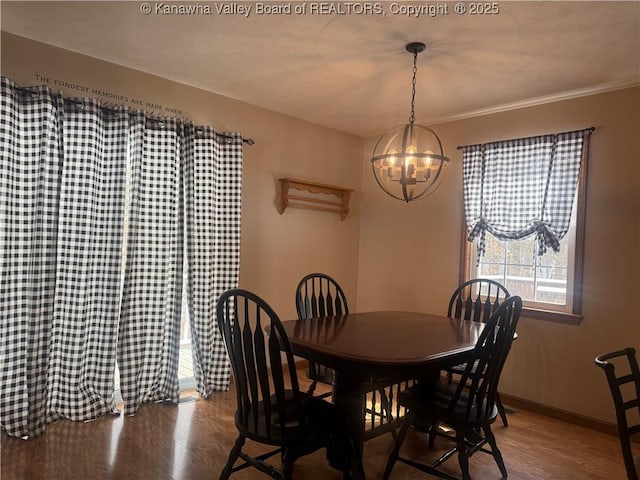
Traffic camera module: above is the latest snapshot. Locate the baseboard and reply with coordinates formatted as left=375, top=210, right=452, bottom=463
left=499, top=392, right=618, bottom=436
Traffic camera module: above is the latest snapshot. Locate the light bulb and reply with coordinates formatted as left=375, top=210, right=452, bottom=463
left=387, top=150, right=397, bottom=167
left=425, top=150, right=433, bottom=170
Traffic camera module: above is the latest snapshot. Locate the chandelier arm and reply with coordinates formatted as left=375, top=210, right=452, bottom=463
left=401, top=171, right=410, bottom=201
left=400, top=123, right=412, bottom=201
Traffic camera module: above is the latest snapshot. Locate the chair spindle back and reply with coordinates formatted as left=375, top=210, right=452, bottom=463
left=448, top=278, right=510, bottom=323
left=295, top=273, right=349, bottom=320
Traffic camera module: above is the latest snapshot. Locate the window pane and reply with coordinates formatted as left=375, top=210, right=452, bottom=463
left=536, top=265, right=567, bottom=305
left=478, top=262, right=505, bottom=285
left=539, top=237, right=569, bottom=268
left=505, top=265, right=536, bottom=302
left=506, top=236, right=535, bottom=267
left=483, top=234, right=506, bottom=264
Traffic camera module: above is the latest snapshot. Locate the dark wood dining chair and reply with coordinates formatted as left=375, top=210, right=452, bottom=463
left=216, top=288, right=353, bottom=480
left=595, top=347, right=640, bottom=480
left=296, top=273, right=349, bottom=397
left=446, top=278, right=511, bottom=427
left=384, top=295, right=522, bottom=480
left=295, top=273, right=397, bottom=438
left=295, top=273, right=349, bottom=397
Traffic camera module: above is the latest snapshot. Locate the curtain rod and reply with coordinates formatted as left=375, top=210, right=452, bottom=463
left=456, top=127, right=595, bottom=151
left=14, top=85, right=255, bottom=146
left=217, top=133, right=255, bottom=145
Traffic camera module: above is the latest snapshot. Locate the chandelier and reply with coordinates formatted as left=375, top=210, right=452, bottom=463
left=371, top=42, right=450, bottom=202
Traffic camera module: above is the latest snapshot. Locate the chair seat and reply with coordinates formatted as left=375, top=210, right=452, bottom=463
left=446, top=358, right=510, bottom=428
left=447, top=362, right=468, bottom=375
left=238, top=390, right=343, bottom=447
left=399, top=381, right=498, bottom=429
left=446, top=361, right=485, bottom=384
left=308, top=363, right=335, bottom=385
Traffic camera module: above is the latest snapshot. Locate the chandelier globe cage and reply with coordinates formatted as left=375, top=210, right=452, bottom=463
left=371, top=42, right=450, bottom=203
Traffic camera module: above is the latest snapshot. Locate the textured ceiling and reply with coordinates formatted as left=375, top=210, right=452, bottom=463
left=2, top=1, right=639, bottom=137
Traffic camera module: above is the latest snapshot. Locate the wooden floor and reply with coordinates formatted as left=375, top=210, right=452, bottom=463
left=1, top=378, right=625, bottom=480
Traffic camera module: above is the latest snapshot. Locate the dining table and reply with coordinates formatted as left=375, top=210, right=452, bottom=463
left=281, top=310, right=486, bottom=480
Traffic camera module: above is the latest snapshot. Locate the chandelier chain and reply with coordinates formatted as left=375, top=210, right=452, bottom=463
left=409, top=50, right=418, bottom=124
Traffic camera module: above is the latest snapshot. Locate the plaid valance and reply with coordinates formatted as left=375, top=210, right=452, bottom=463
left=461, top=128, right=593, bottom=258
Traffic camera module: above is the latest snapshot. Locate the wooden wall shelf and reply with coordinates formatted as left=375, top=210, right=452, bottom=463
left=277, top=178, right=354, bottom=221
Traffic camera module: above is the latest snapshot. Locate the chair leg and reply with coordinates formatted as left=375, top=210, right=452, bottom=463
left=378, top=388, right=397, bottom=439
left=307, top=380, right=318, bottom=396
left=620, top=434, right=640, bottom=480
left=383, top=413, right=412, bottom=480
left=220, top=435, right=245, bottom=480
left=496, top=392, right=508, bottom=427
left=456, top=431, right=471, bottom=480
left=428, top=420, right=438, bottom=449
left=483, top=425, right=507, bottom=478
left=282, top=448, right=297, bottom=480
left=378, top=388, right=392, bottom=421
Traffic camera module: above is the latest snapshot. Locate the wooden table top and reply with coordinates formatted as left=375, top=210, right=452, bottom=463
left=282, top=311, right=485, bottom=374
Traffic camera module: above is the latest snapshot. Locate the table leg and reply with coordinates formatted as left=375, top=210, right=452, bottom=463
left=332, top=372, right=367, bottom=480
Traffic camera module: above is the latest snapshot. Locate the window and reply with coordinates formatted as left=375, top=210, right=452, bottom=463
left=459, top=129, right=592, bottom=324
left=466, top=204, right=578, bottom=318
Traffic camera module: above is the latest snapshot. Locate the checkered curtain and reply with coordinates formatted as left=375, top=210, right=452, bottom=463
left=462, top=129, right=592, bottom=258
left=1, top=76, right=244, bottom=435
left=184, top=126, right=242, bottom=397
left=118, top=115, right=185, bottom=414
left=0, top=78, right=127, bottom=437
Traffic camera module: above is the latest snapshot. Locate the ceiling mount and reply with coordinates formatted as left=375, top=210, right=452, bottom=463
left=405, top=42, right=426, bottom=55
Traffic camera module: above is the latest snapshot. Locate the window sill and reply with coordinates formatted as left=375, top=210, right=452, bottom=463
left=522, top=307, right=582, bottom=325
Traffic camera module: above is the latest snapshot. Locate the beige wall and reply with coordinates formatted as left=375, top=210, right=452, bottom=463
left=357, top=86, right=640, bottom=423
left=1, top=32, right=365, bottom=321
left=3, top=32, right=639, bottom=424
